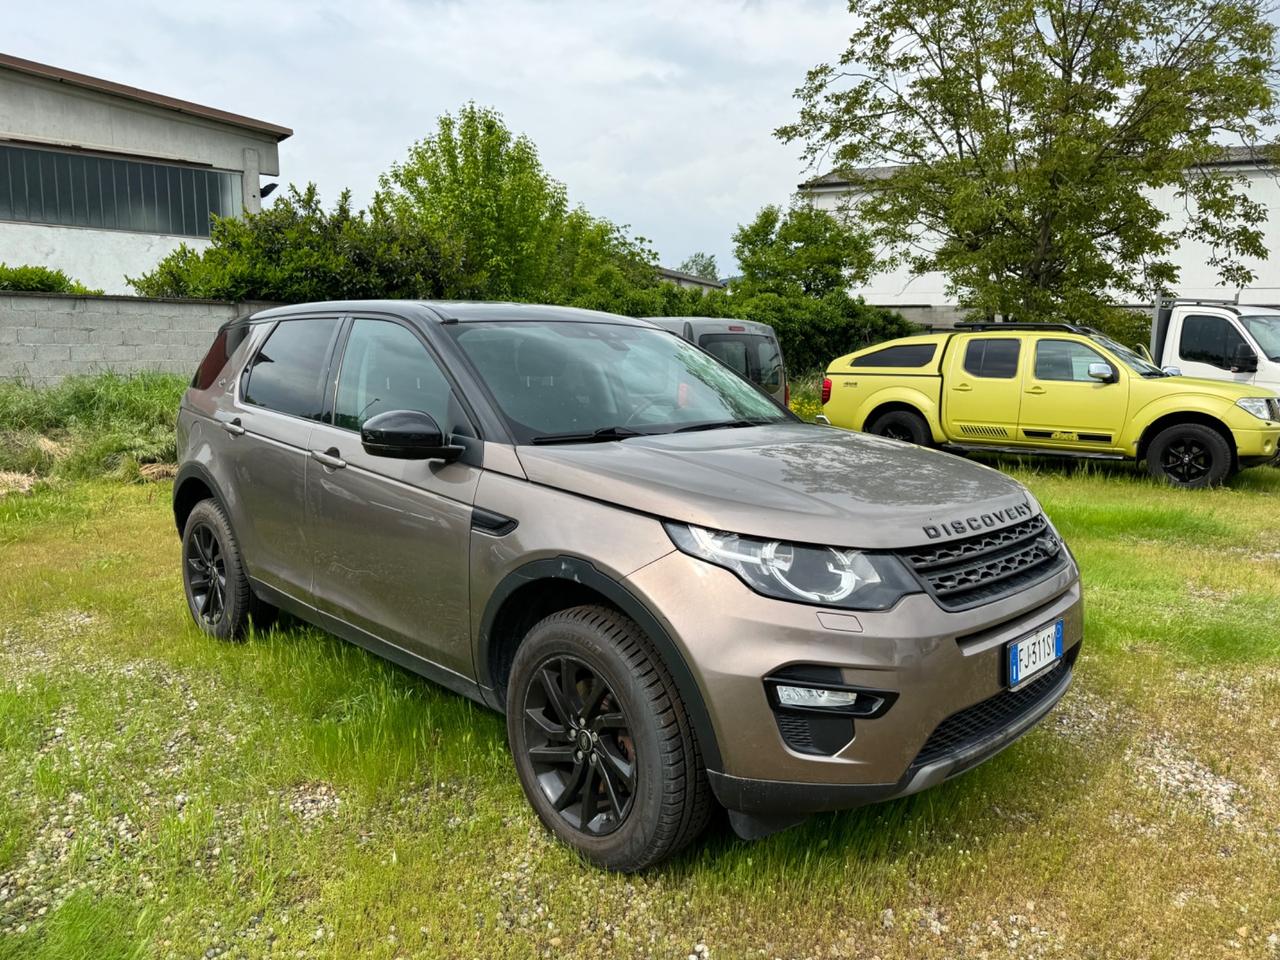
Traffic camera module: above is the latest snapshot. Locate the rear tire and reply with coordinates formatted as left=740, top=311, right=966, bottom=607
left=866, top=408, right=932, bottom=446
left=181, top=499, right=277, bottom=640
left=1145, top=423, right=1233, bottom=488
left=506, top=605, right=712, bottom=871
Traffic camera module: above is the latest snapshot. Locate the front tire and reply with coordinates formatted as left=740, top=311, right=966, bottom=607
left=1145, top=423, right=1233, bottom=488
left=866, top=408, right=932, bottom=445
left=506, top=605, right=712, bottom=871
left=181, top=499, right=276, bottom=639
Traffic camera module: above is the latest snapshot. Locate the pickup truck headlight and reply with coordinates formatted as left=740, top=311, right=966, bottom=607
left=664, top=522, right=918, bottom=610
left=1236, top=397, right=1279, bottom=421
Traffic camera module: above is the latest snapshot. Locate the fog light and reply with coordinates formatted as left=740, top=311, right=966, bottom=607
left=775, top=685, right=859, bottom=710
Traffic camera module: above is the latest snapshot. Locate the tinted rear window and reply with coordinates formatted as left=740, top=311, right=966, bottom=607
left=242, top=318, right=339, bottom=420
left=850, top=343, right=937, bottom=367
left=699, top=333, right=784, bottom=389
left=962, top=338, right=1020, bottom=378
left=192, top=324, right=250, bottom=390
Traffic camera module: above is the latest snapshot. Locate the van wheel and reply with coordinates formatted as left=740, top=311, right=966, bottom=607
left=181, top=499, right=276, bottom=639
left=866, top=409, right=931, bottom=446
left=506, top=605, right=712, bottom=871
left=1146, top=423, right=1233, bottom=488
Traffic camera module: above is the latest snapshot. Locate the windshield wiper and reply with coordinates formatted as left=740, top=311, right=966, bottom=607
left=672, top=418, right=774, bottom=433
left=529, top=425, right=647, bottom=445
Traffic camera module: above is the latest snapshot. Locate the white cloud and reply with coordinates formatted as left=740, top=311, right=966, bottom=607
left=9, top=0, right=854, bottom=272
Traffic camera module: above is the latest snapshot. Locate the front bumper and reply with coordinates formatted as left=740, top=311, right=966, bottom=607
left=1231, top=424, right=1280, bottom=459
left=624, top=549, right=1084, bottom=812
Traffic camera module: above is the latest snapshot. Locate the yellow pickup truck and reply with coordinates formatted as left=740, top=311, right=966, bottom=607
left=822, top=322, right=1280, bottom=487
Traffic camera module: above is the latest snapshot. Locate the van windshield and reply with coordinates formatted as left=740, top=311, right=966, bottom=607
left=448, top=321, right=790, bottom=444
left=1240, top=314, right=1280, bottom=361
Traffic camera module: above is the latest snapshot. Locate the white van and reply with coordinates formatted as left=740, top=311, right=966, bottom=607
left=1148, top=297, right=1280, bottom=394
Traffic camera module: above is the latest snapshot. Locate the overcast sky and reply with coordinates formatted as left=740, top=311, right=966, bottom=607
left=11, top=1, right=854, bottom=276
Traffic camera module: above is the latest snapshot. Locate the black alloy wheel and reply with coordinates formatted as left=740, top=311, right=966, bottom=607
left=521, top=655, right=636, bottom=836
left=185, top=522, right=228, bottom=627
left=1159, top=436, right=1211, bottom=485
left=1146, top=422, right=1232, bottom=488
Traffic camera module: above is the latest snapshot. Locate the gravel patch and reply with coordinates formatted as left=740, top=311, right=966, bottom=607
left=1131, top=734, right=1245, bottom=827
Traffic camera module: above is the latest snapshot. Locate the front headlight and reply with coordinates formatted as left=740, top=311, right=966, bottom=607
left=1236, top=397, right=1276, bottom=421
left=664, top=522, right=919, bottom=610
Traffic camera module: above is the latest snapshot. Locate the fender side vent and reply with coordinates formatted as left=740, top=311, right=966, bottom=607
left=958, top=423, right=1009, bottom=438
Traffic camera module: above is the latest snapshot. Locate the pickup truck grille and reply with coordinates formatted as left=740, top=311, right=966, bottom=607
left=898, top=514, right=1068, bottom=610
left=1269, top=398, right=1280, bottom=421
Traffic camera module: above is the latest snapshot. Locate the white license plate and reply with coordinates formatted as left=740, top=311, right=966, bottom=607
left=1007, top=620, right=1064, bottom=689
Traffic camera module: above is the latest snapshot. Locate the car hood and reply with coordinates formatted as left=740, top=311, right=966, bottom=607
left=1163, top=375, right=1276, bottom=399
left=515, top=423, right=1036, bottom=549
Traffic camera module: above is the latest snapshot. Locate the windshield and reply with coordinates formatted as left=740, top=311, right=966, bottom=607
left=1240, top=314, right=1280, bottom=361
left=1089, top=333, right=1167, bottom=377
left=447, top=321, right=790, bottom=443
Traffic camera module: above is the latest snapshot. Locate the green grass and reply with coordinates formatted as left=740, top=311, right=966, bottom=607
left=0, top=373, right=186, bottom=483
left=1, top=468, right=1279, bottom=958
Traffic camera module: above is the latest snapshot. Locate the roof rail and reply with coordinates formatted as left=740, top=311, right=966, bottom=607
left=1153, top=296, right=1241, bottom=311
left=952, top=321, right=1095, bottom=334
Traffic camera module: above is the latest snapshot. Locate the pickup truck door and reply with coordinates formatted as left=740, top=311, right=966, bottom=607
left=1017, top=337, right=1129, bottom=450
left=1171, top=312, right=1259, bottom=386
left=941, top=336, right=1024, bottom=443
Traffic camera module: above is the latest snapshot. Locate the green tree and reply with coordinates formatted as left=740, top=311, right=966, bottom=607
left=676, top=251, right=719, bottom=281
left=778, top=0, right=1278, bottom=321
left=377, top=103, right=659, bottom=303
left=733, top=202, right=875, bottom=298
left=129, top=185, right=443, bottom=302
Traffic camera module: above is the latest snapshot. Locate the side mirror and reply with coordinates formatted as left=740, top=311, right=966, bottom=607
left=1087, top=362, right=1117, bottom=383
left=361, top=410, right=464, bottom=462
left=1161, top=365, right=1182, bottom=377
left=1232, top=342, right=1259, bottom=373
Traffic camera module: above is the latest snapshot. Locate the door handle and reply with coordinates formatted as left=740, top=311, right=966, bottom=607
left=310, top=448, right=347, bottom=470
left=953, top=383, right=973, bottom=392
left=222, top=417, right=245, bottom=436
left=1026, top=385, right=1046, bottom=395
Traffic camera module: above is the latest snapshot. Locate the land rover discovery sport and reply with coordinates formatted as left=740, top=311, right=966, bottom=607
left=175, top=301, right=1084, bottom=871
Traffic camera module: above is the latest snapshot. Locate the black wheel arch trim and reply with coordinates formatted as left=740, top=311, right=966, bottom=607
left=477, top=556, right=725, bottom=772
left=173, top=461, right=229, bottom=535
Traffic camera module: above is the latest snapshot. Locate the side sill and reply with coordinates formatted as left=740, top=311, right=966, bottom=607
left=249, top=579, right=490, bottom=707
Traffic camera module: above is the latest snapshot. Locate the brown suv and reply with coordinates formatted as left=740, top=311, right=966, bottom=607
left=175, top=301, right=1083, bottom=871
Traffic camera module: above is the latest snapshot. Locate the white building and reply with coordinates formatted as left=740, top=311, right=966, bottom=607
left=0, top=53, right=291, bottom=293
left=799, top=147, right=1280, bottom=318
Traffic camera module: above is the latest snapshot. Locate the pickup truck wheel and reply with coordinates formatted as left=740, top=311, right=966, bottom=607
left=866, top=409, right=931, bottom=446
left=1146, top=423, right=1233, bottom=488
left=507, top=605, right=712, bottom=872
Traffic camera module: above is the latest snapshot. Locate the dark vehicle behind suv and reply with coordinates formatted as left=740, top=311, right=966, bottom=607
left=175, top=301, right=1083, bottom=871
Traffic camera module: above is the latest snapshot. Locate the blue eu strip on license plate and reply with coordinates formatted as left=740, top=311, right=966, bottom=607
left=1008, top=619, right=1064, bottom=689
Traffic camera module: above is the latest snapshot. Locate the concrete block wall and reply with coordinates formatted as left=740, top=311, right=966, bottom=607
left=0, top=292, right=279, bottom=386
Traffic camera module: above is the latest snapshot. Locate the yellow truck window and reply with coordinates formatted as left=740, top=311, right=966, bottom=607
left=1034, top=339, right=1109, bottom=382
left=962, top=339, right=1020, bottom=378
left=850, top=344, right=937, bottom=367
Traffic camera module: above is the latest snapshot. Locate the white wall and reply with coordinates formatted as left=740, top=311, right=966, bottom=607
left=0, top=221, right=209, bottom=294
left=0, top=70, right=281, bottom=179
left=806, top=165, right=1280, bottom=307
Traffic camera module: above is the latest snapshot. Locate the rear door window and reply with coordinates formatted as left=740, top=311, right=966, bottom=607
left=241, top=318, right=340, bottom=420
left=962, top=339, right=1020, bottom=378
left=699, top=333, right=784, bottom=389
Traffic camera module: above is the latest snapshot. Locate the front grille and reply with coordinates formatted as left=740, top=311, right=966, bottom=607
left=911, top=646, right=1076, bottom=769
left=898, top=514, right=1068, bottom=610
left=1268, top=397, right=1280, bottom=421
